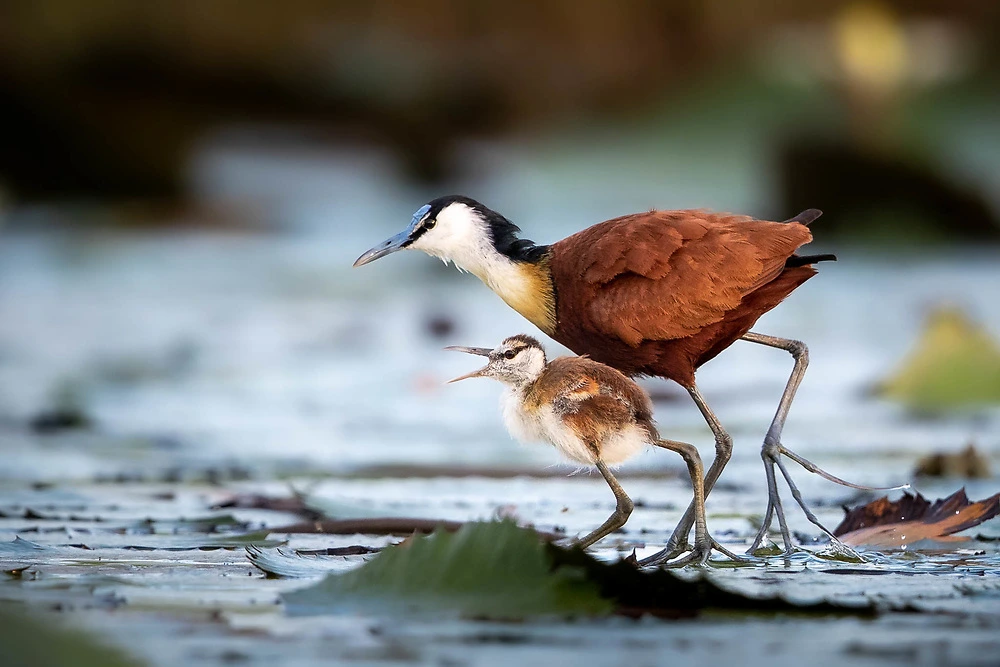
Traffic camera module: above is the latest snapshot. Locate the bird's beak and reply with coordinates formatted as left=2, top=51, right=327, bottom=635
left=446, top=368, right=488, bottom=383
left=444, top=346, right=493, bottom=356
left=353, top=226, right=414, bottom=267
left=444, top=346, right=493, bottom=383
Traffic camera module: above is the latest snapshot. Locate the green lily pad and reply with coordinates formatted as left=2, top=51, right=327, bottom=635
left=0, top=604, right=142, bottom=667
left=281, top=520, right=876, bottom=620
left=283, top=519, right=611, bottom=619
left=878, top=307, right=1000, bottom=410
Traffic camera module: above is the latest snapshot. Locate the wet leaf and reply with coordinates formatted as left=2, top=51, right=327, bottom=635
left=2, top=562, right=33, bottom=577
left=269, top=517, right=466, bottom=536
left=301, top=545, right=382, bottom=556
left=202, top=529, right=285, bottom=547
left=124, top=514, right=253, bottom=535
left=247, top=546, right=367, bottom=578
left=0, top=604, right=142, bottom=667
left=211, top=493, right=321, bottom=520
left=877, top=307, right=1000, bottom=409
left=283, top=520, right=612, bottom=618
left=281, top=520, right=876, bottom=620
left=0, top=537, right=51, bottom=554
left=834, top=489, right=1000, bottom=548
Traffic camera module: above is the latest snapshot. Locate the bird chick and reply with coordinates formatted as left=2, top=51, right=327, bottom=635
left=447, top=334, right=716, bottom=563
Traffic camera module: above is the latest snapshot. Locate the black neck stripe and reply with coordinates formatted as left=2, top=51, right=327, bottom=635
left=419, top=195, right=549, bottom=264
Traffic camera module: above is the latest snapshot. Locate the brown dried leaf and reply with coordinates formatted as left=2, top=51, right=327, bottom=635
left=211, top=493, right=319, bottom=518
left=834, top=488, right=1000, bottom=548
left=914, top=444, right=991, bottom=479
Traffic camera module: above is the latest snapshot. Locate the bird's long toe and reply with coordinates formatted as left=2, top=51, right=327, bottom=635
left=641, top=535, right=741, bottom=568
left=710, top=538, right=747, bottom=562
left=637, top=542, right=689, bottom=567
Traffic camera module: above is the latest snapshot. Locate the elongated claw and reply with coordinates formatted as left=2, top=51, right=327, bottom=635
left=641, top=535, right=742, bottom=568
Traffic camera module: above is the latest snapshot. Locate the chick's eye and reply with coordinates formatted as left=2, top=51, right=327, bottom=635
left=503, top=349, right=517, bottom=360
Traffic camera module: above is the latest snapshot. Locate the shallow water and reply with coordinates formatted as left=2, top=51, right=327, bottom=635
left=1, top=184, right=1000, bottom=665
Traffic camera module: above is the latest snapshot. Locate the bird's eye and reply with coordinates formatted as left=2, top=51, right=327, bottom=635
left=424, top=218, right=436, bottom=230
left=503, top=349, right=517, bottom=360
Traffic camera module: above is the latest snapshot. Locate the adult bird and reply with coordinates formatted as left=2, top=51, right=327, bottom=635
left=355, top=195, right=855, bottom=562
left=445, top=334, right=730, bottom=564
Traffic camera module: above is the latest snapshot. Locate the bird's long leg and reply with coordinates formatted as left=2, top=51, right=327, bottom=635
left=575, top=459, right=634, bottom=549
left=742, top=332, right=809, bottom=554
left=650, top=439, right=712, bottom=566
left=742, top=333, right=900, bottom=554
left=774, top=456, right=838, bottom=541
left=639, top=384, right=733, bottom=566
left=774, top=457, right=866, bottom=559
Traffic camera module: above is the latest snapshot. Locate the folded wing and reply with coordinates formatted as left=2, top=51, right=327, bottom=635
left=550, top=211, right=814, bottom=346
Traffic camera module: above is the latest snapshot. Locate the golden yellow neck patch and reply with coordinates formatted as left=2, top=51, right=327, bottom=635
left=490, top=258, right=556, bottom=336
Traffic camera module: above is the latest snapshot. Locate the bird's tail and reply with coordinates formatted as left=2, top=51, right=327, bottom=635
left=783, top=208, right=823, bottom=225
left=786, top=253, right=837, bottom=267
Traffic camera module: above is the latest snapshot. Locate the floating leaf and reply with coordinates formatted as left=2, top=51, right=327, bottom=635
left=0, top=604, right=141, bottom=667
left=281, top=520, right=875, bottom=620
left=212, top=493, right=321, bottom=520
left=247, top=546, right=367, bottom=578
left=283, top=520, right=611, bottom=619
left=270, top=517, right=469, bottom=536
left=2, top=562, right=33, bottom=577
left=0, top=537, right=50, bottom=555
left=834, top=489, right=1000, bottom=548
left=877, top=307, right=1000, bottom=409
left=202, top=529, right=285, bottom=547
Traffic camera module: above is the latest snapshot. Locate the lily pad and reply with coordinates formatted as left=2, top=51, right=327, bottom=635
left=247, top=545, right=367, bottom=578
left=283, top=520, right=612, bottom=619
left=878, top=307, right=1000, bottom=409
left=282, top=520, right=877, bottom=620
left=0, top=604, right=142, bottom=667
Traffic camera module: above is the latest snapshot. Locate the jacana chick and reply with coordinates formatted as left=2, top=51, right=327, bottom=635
left=355, top=196, right=868, bottom=561
left=447, top=334, right=716, bottom=563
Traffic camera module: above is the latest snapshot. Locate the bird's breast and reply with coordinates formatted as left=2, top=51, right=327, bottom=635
left=500, top=389, right=597, bottom=464
left=500, top=388, right=544, bottom=444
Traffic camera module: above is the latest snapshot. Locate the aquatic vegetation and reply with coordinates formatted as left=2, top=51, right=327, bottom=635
left=281, top=520, right=877, bottom=620
left=878, top=307, right=1000, bottom=410
left=284, top=520, right=613, bottom=619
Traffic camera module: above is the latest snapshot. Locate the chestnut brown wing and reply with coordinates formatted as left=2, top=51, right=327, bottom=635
left=550, top=210, right=814, bottom=346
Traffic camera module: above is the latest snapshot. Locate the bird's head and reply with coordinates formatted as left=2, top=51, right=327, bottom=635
left=353, top=196, right=545, bottom=271
left=445, top=334, right=547, bottom=388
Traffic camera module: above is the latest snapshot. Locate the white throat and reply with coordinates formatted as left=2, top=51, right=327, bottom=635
left=417, top=207, right=535, bottom=298
left=410, top=202, right=555, bottom=334
left=453, top=248, right=544, bottom=332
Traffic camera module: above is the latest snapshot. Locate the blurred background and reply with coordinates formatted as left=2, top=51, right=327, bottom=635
left=2, top=2, right=1000, bottom=664
left=1, top=0, right=999, bottom=525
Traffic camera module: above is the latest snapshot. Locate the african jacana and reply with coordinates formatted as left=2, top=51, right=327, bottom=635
left=355, top=196, right=864, bottom=560
left=447, top=334, right=729, bottom=564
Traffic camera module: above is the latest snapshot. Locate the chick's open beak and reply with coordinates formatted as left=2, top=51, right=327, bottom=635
left=447, top=368, right=488, bottom=383
left=444, top=346, right=493, bottom=383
